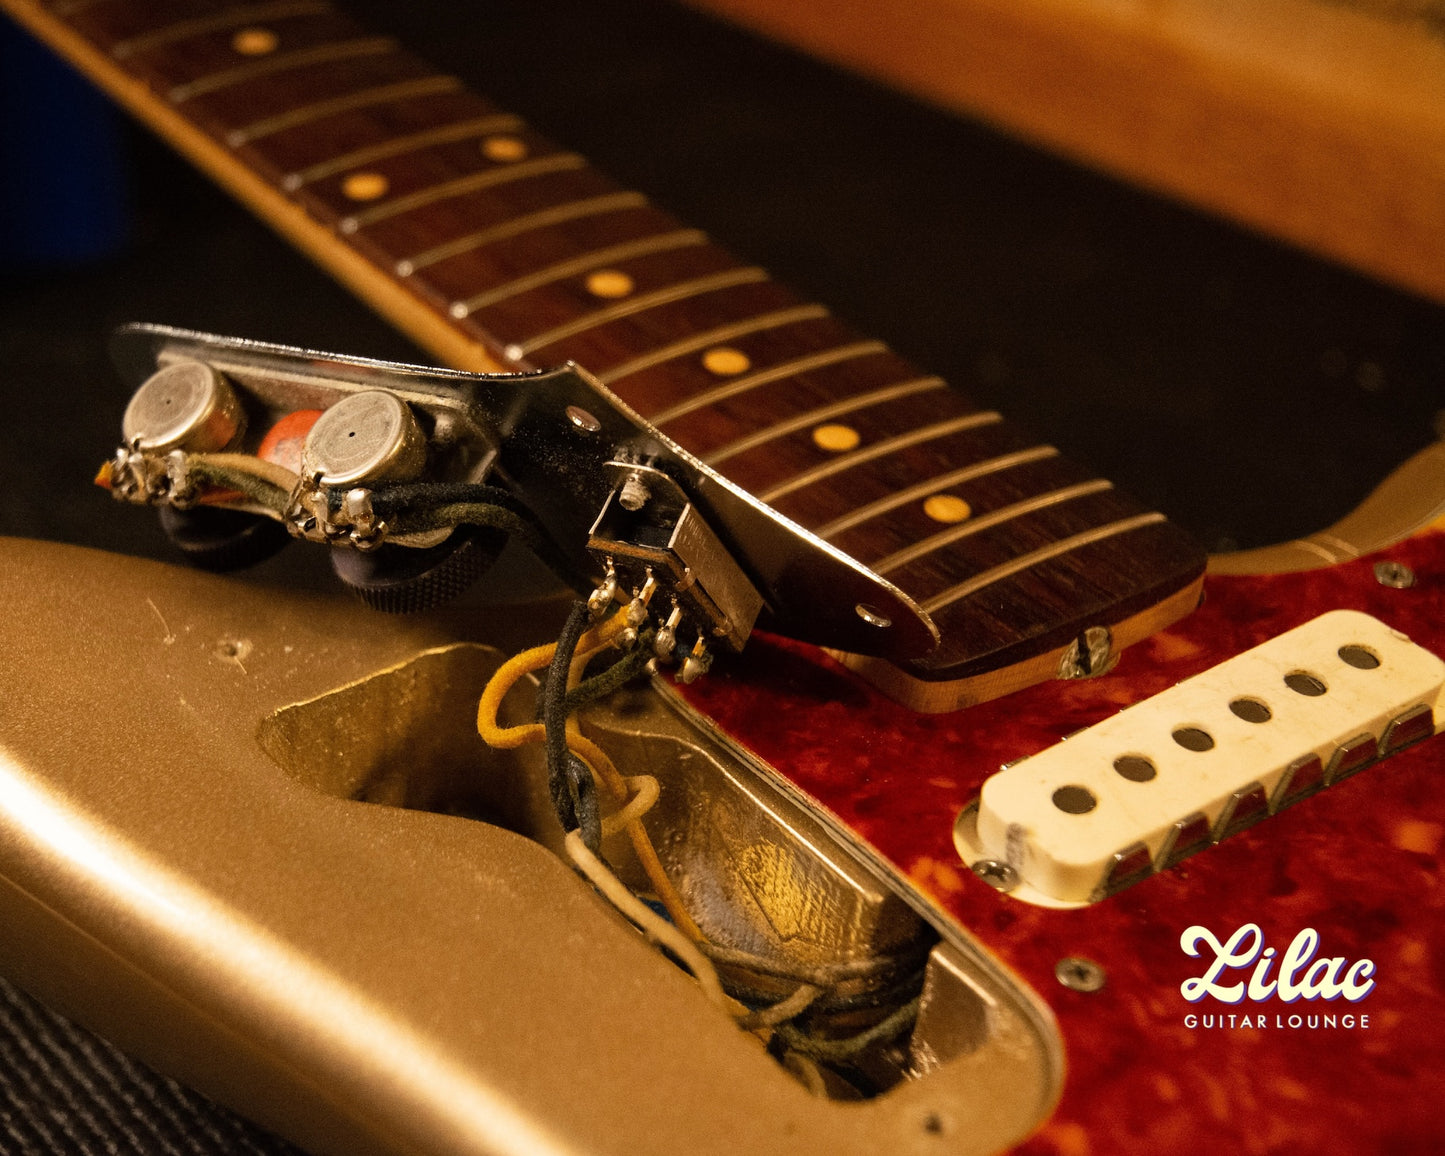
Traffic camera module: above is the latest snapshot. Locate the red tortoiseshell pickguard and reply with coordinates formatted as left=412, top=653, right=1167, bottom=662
left=677, top=528, right=1445, bottom=1155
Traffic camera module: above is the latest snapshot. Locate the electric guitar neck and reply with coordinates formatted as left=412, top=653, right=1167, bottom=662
left=1, top=0, right=1205, bottom=709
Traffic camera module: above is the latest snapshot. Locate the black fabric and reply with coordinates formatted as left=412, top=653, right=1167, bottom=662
left=0, top=977, right=302, bottom=1155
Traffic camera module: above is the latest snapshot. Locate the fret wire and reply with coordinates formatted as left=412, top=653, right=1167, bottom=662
left=286, top=113, right=524, bottom=189
left=455, top=229, right=706, bottom=313
left=597, top=305, right=828, bottom=385
left=871, top=480, right=1114, bottom=575
left=412, top=192, right=647, bottom=280
left=169, top=37, right=397, bottom=103
left=511, top=267, right=770, bottom=357
left=920, top=513, right=1167, bottom=613
left=113, top=1, right=331, bottom=58
left=703, top=376, right=946, bottom=466
left=340, top=153, right=585, bottom=232
left=649, top=340, right=885, bottom=425
left=813, top=446, right=1060, bottom=539
left=227, top=75, right=462, bottom=145
left=759, top=412, right=1002, bottom=503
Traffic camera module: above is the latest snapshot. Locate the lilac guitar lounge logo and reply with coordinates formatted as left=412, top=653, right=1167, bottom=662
left=1178, top=923, right=1375, bottom=1031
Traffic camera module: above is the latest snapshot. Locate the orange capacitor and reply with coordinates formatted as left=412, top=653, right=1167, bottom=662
left=258, top=409, right=324, bottom=476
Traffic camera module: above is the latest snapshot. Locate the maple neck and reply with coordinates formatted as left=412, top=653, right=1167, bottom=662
left=7, top=0, right=1205, bottom=704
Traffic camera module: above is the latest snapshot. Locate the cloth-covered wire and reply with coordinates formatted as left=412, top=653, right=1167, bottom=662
left=475, top=608, right=927, bottom=1053
left=175, top=464, right=571, bottom=575
left=564, top=831, right=735, bottom=1013
left=771, top=996, right=923, bottom=1063
left=475, top=611, right=703, bottom=941
left=185, top=453, right=296, bottom=513
left=562, top=636, right=656, bottom=712
left=543, top=601, right=602, bottom=852
left=366, top=482, right=572, bottom=575
left=699, top=939, right=933, bottom=987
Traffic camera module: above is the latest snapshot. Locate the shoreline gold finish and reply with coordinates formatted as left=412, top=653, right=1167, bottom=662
left=0, top=537, right=1059, bottom=1156
left=1210, top=440, right=1445, bottom=575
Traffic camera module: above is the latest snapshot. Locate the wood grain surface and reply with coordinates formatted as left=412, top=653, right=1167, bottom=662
left=683, top=0, right=1445, bottom=307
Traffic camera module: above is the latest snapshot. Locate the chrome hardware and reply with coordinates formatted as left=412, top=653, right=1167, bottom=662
left=1057, top=626, right=1117, bottom=680
left=1054, top=957, right=1106, bottom=993
left=969, top=859, right=1019, bottom=893
left=1374, top=560, right=1416, bottom=588
left=108, top=324, right=938, bottom=661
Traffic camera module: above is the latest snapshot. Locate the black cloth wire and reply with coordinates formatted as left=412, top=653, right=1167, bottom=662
left=542, top=601, right=603, bottom=853
left=363, top=482, right=576, bottom=577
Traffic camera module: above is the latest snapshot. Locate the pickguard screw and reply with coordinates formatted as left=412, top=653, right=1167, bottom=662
left=565, top=405, right=601, bottom=432
left=970, top=859, right=1019, bottom=892
left=1055, top=956, right=1106, bottom=993
left=1374, top=560, right=1416, bottom=589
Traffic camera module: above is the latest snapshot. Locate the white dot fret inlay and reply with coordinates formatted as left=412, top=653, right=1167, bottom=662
left=704, top=377, right=946, bottom=465
left=285, top=114, right=524, bottom=189
left=511, top=267, right=770, bottom=357
left=451, top=229, right=705, bottom=314
left=339, top=153, right=586, bottom=233
left=168, top=36, right=396, bottom=102
left=111, top=0, right=328, bottom=58
left=596, top=306, right=830, bottom=386
left=870, top=480, right=1115, bottom=575
left=759, top=412, right=1002, bottom=503
left=649, top=340, right=886, bottom=426
left=812, top=446, right=1060, bottom=540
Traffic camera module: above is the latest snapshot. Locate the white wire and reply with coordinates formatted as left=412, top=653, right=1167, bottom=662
left=563, top=830, right=735, bottom=1013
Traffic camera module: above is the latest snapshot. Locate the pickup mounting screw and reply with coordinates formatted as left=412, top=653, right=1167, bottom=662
left=1055, top=956, right=1106, bottom=993
left=1374, top=561, right=1415, bottom=589
left=969, top=859, right=1019, bottom=892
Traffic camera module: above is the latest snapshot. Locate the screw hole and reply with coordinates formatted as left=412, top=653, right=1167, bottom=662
left=854, top=603, right=891, bottom=628
left=1052, top=785, right=1096, bottom=814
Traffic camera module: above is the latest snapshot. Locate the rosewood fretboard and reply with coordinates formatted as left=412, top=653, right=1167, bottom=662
left=8, top=0, right=1206, bottom=708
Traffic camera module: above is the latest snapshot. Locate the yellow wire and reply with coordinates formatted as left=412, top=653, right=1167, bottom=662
left=475, top=610, right=705, bottom=942
left=475, top=611, right=628, bottom=748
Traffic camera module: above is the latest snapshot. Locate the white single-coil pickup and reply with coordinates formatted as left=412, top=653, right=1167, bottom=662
left=956, top=610, right=1444, bottom=908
